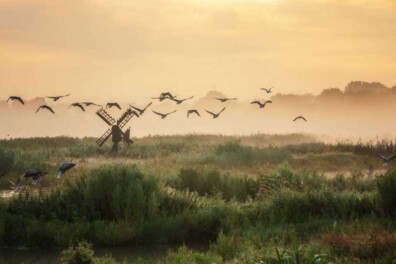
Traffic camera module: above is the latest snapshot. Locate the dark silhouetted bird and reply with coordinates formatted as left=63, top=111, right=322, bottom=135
left=170, top=96, right=194, bottom=104
left=56, top=162, right=76, bottom=178
left=205, top=107, right=226, bottom=119
left=82, top=102, right=102, bottom=107
left=36, top=105, right=55, bottom=114
left=69, top=103, right=85, bottom=112
left=378, top=154, right=396, bottom=167
left=251, top=100, right=272, bottom=108
left=12, top=168, right=48, bottom=191
left=130, top=102, right=152, bottom=115
left=7, top=96, right=24, bottom=105
left=152, top=110, right=177, bottom=119
left=293, top=116, right=307, bottom=122
left=160, top=92, right=177, bottom=99
left=260, top=87, right=272, bottom=93
left=46, top=94, right=70, bottom=102
left=187, top=109, right=200, bottom=118
left=214, top=98, right=237, bottom=103
left=106, top=103, right=122, bottom=110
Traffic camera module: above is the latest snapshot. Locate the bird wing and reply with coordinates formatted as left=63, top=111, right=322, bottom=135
left=77, top=104, right=85, bottom=112
left=205, top=110, right=215, bottom=116
left=218, top=107, right=226, bottom=115
left=144, top=102, right=153, bottom=110
left=152, top=110, right=163, bottom=116
left=301, top=116, right=307, bottom=121
left=46, top=106, right=55, bottom=113
left=214, top=98, right=224, bottom=101
left=379, top=154, right=389, bottom=161
left=16, top=97, right=25, bottom=104
left=265, top=100, right=273, bottom=104
left=250, top=101, right=261, bottom=105
left=61, top=94, right=71, bottom=98
left=130, top=105, right=143, bottom=112
left=115, top=103, right=121, bottom=109
left=36, top=106, right=42, bottom=113
left=167, top=110, right=177, bottom=115
left=293, top=117, right=298, bottom=121
left=388, top=155, right=396, bottom=162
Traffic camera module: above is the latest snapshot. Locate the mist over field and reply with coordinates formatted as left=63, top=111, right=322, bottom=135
left=1, top=81, right=395, bottom=139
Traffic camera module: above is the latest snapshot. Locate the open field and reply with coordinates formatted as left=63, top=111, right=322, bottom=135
left=0, top=134, right=396, bottom=263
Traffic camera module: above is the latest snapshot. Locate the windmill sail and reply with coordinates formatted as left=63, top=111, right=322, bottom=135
left=96, top=109, right=116, bottom=126
left=96, top=128, right=112, bottom=146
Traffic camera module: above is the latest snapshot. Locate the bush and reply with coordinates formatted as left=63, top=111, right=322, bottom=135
left=0, top=149, right=14, bottom=175
left=376, top=171, right=396, bottom=217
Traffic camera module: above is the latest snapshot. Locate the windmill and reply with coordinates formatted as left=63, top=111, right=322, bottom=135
left=96, top=107, right=137, bottom=152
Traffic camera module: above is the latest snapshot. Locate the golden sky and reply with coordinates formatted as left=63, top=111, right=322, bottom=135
left=1, top=0, right=395, bottom=102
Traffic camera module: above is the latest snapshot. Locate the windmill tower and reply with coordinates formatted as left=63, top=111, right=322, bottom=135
left=96, top=107, right=138, bottom=152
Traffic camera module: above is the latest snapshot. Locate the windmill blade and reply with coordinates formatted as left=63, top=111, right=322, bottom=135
left=96, top=128, right=113, bottom=147
left=96, top=109, right=116, bottom=126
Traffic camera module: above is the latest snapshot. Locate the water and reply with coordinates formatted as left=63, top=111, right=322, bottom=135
left=0, top=245, right=170, bottom=264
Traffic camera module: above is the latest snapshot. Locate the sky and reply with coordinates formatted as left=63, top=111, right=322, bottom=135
left=0, top=0, right=395, bottom=102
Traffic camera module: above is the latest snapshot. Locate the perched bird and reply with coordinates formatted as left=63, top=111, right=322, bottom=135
left=214, top=98, right=237, bottom=103
left=260, top=87, right=273, bottom=94
left=130, top=102, right=152, bottom=116
left=36, top=105, right=55, bottom=114
left=82, top=102, right=102, bottom=107
left=205, top=107, right=226, bottom=119
left=12, top=168, right=48, bottom=191
left=46, top=94, right=70, bottom=102
left=187, top=109, right=200, bottom=118
left=7, top=96, right=24, bottom=105
left=106, top=103, right=122, bottom=110
left=378, top=154, right=396, bottom=166
left=170, top=96, right=194, bottom=104
left=69, top=103, right=85, bottom=112
left=152, top=110, right=177, bottom=119
left=56, top=162, right=76, bottom=178
left=293, top=116, right=307, bottom=122
left=251, top=100, right=272, bottom=108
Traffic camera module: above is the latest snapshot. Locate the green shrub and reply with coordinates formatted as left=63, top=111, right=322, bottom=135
left=377, top=171, right=396, bottom=217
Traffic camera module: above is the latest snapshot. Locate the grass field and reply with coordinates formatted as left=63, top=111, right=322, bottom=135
left=0, top=134, right=396, bottom=263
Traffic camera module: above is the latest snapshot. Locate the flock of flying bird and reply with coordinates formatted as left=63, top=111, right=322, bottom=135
left=6, top=87, right=308, bottom=122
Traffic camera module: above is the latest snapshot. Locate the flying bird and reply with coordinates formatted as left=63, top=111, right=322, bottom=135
left=69, top=103, right=85, bottom=112
left=260, top=87, right=273, bottom=94
left=187, top=109, right=200, bottom=118
left=378, top=154, right=396, bottom=167
left=7, top=96, right=24, bottom=105
left=46, top=94, right=70, bottom=102
left=152, top=110, right=177, bottom=119
left=56, top=162, right=76, bottom=178
left=82, top=102, right=102, bottom=107
left=11, top=168, right=48, bottom=191
left=129, top=102, right=152, bottom=116
left=251, top=100, right=272, bottom=108
left=293, top=116, right=307, bottom=122
left=170, top=96, right=194, bottom=104
left=214, top=98, right=237, bottom=103
left=106, top=103, right=122, bottom=110
left=36, top=105, right=55, bottom=114
left=152, top=92, right=177, bottom=102
left=205, top=107, right=226, bottom=119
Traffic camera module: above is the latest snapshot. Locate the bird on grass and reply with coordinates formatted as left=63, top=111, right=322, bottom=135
left=260, top=87, right=273, bottom=94
left=378, top=154, right=396, bottom=166
left=69, top=103, right=85, bottom=112
left=205, top=107, right=226, bottom=119
left=36, top=105, right=55, bottom=114
left=152, top=110, right=177, bottom=119
left=7, top=96, right=25, bottom=105
left=46, top=94, right=70, bottom=102
left=56, top=162, right=76, bottom=178
left=251, top=100, right=272, bottom=108
left=170, top=96, right=194, bottom=104
left=129, top=102, right=152, bottom=116
left=187, top=109, right=200, bottom=118
left=293, top=116, right=307, bottom=122
left=106, top=103, right=122, bottom=110
left=214, top=97, right=237, bottom=103
left=82, top=102, right=102, bottom=107
left=11, top=169, right=48, bottom=191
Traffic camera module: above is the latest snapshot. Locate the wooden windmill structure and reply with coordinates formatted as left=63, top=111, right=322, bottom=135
left=96, top=107, right=137, bottom=152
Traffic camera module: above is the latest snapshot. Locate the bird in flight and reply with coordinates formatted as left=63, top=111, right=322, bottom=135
left=56, top=162, right=76, bottom=178
left=36, top=105, right=55, bottom=114
left=293, top=116, right=307, bottom=122
left=205, top=107, right=226, bottom=119
left=130, top=102, right=152, bottom=116
left=251, top=100, right=272, bottom=108
left=187, top=109, right=200, bottom=118
left=11, top=168, right=48, bottom=191
left=378, top=154, right=396, bottom=167
left=106, top=102, right=122, bottom=110
left=214, top=98, right=237, bottom=103
left=151, top=92, right=177, bottom=102
left=82, top=102, right=102, bottom=107
left=46, top=94, right=70, bottom=102
left=69, top=103, right=85, bottom=112
left=170, top=96, right=194, bottom=104
left=152, top=110, right=177, bottom=119
left=7, top=96, right=25, bottom=105
left=260, top=87, right=273, bottom=94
